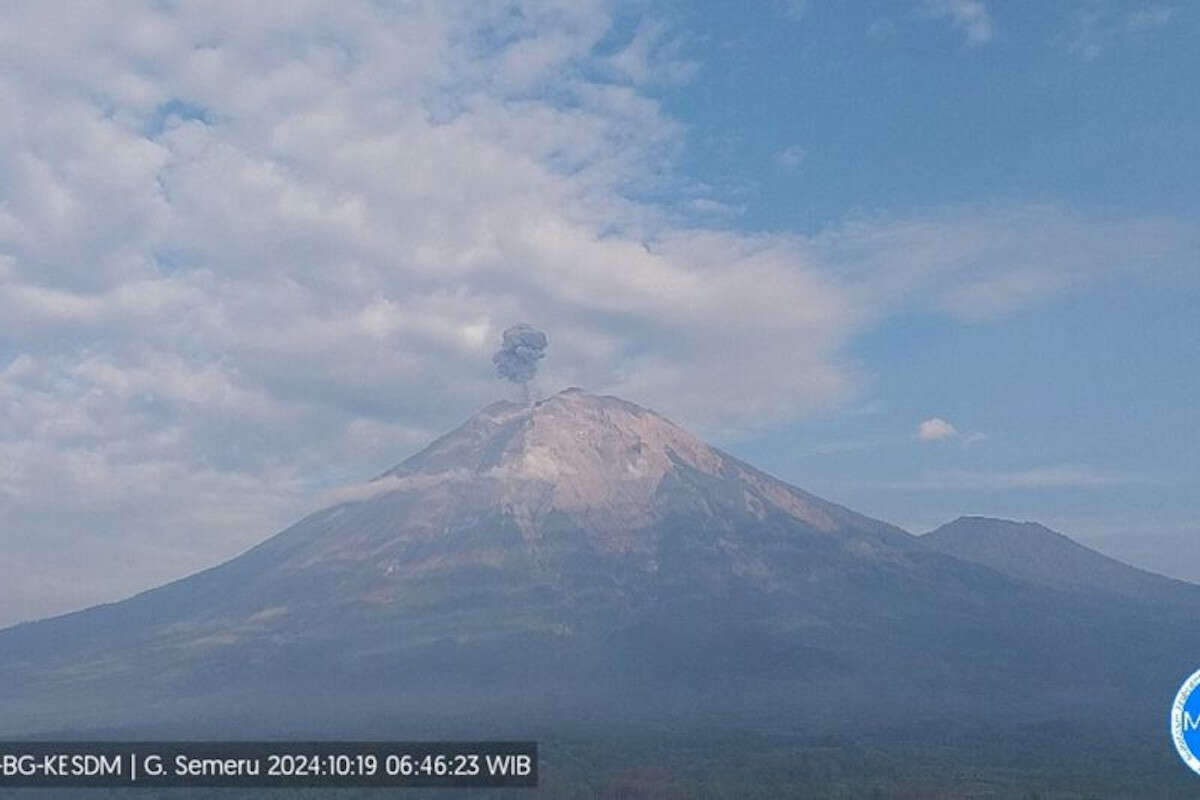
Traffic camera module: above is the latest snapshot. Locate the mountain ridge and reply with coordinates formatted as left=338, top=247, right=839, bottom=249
left=922, top=515, right=1200, bottom=607
left=1, top=389, right=1196, bottom=739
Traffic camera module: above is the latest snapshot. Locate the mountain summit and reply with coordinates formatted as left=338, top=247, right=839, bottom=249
left=373, top=387, right=907, bottom=550
left=923, top=515, right=1200, bottom=607
left=1, top=390, right=1197, bottom=738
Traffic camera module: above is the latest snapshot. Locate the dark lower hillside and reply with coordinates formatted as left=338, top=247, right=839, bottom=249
left=4, top=508, right=1199, bottom=750
left=4, top=548, right=1198, bottom=740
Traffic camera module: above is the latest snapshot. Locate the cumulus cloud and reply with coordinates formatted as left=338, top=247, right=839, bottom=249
left=0, top=0, right=1195, bottom=624
left=924, top=0, right=993, bottom=45
left=917, top=417, right=958, bottom=441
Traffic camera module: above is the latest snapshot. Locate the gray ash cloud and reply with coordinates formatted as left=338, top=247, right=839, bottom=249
left=492, top=324, right=548, bottom=398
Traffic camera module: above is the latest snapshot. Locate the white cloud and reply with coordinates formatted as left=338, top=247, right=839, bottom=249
left=775, top=145, right=806, bottom=172
left=924, top=0, right=993, bottom=45
left=605, top=19, right=698, bottom=87
left=917, top=417, right=958, bottom=441
left=811, top=205, right=1195, bottom=321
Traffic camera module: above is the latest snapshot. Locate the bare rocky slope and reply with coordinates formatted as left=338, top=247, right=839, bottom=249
left=1, top=390, right=1196, bottom=738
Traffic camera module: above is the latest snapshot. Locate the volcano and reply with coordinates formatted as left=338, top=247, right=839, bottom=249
left=1, top=390, right=1196, bottom=743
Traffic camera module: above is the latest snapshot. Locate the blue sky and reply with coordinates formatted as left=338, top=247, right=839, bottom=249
left=0, top=0, right=1195, bottom=624
left=665, top=0, right=1199, bottom=229
left=655, top=0, right=1200, bottom=575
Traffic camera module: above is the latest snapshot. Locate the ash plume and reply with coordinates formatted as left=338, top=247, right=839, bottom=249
left=492, top=323, right=548, bottom=402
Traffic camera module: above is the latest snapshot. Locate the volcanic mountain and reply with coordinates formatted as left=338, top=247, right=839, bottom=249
left=1, top=389, right=1196, bottom=738
left=923, top=516, right=1200, bottom=608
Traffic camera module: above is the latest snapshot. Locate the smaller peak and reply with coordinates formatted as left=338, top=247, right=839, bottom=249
left=926, top=516, right=1057, bottom=540
left=948, top=515, right=1037, bottom=528
left=560, top=386, right=585, bottom=395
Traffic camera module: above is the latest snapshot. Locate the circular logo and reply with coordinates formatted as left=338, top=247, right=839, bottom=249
left=1171, top=669, right=1200, bottom=775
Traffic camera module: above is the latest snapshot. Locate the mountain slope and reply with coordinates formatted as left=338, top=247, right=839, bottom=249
left=0, top=391, right=1197, bottom=738
left=922, top=516, right=1200, bottom=607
